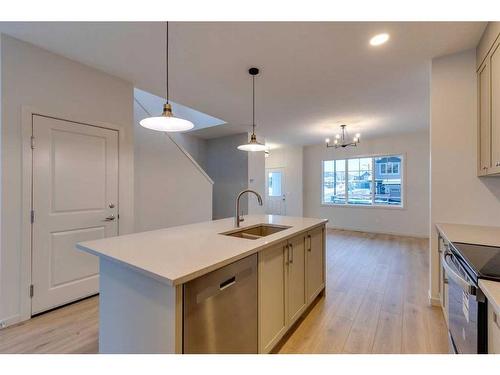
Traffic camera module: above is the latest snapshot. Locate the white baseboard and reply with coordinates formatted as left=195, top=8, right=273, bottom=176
left=0, top=313, right=23, bottom=329
left=428, top=290, right=441, bottom=307
left=326, top=223, right=430, bottom=239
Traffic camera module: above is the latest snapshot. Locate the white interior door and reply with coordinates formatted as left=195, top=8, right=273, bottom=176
left=266, top=168, right=286, bottom=215
left=31, top=115, right=119, bottom=314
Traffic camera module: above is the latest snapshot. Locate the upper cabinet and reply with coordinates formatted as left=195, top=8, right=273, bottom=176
left=477, top=22, right=500, bottom=176
left=478, top=59, right=491, bottom=174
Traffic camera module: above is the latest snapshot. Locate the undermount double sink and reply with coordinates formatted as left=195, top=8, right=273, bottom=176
left=221, top=223, right=291, bottom=240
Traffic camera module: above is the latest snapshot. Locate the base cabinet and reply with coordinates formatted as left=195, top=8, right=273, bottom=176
left=258, top=225, right=326, bottom=353
left=287, top=235, right=307, bottom=324
left=258, top=241, right=288, bottom=353
left=306, top=226, right=325, bottom=303
left=438, top=234, right=449, bottom=326
left=488, top=301, right=500, bottom=354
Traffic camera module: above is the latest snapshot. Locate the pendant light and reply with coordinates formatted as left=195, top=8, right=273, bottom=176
left=140, top=22, right=194, bottom=132
left=237, top=67, right=267, bottom=152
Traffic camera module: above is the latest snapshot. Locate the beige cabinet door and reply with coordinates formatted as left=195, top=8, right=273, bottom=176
left=488, top=302, right=500, bottom=353
left=32, top=115, right=119, bottom=314
left=490, top=40, right=500, bottom=174
left=306, top=226, right=325, bottom=302
left=258, top=241, right=287, bottom=353
left=287, top=235, right=306, bottom=324
left=478, top=59, right=491, bottom=175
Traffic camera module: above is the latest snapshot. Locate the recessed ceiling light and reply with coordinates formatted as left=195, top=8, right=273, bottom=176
left=370, top=33, right=390, bottom=46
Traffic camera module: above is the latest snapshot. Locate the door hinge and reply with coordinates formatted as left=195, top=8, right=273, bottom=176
left=29, top=284, right=34, bottom=298
left=30, top=135, right=35, bottom=149
left=30, top=210, right=35, bottom=224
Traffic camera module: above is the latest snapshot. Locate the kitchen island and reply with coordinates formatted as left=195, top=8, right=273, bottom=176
left=77, top=215, right=327, bottom=354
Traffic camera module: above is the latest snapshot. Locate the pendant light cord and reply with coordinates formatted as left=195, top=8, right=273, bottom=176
left=166, top=21, right=169, bottom=103
left=252, top=74, right=255, bottom=134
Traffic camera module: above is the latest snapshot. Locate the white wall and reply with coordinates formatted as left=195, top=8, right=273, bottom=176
left=171, top=133, right=207, bottom=171
left=303, top=131, right=430, bottom=237
left=0, top=34, right=135, bottom=326
left=265, top=146, right=303, bottom=216
left=134, top=101, right=212, bottom=232
left=205, top=134, right=249, bottom=220
left=248, top=150, right=266, bottom=215
left=430, top=49, right=500, bottom=302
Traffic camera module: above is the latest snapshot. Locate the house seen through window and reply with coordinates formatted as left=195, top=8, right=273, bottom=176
left=322, top=155, right=403, bottom=207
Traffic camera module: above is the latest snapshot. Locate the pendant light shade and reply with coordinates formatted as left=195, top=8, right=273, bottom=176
left=139, top=103, right=194, bottom=132
left=140, top=22, right=194, bottom=132
left=237, top=133, right=267, bottom=152
left=238, top=67, right=266, bottom=152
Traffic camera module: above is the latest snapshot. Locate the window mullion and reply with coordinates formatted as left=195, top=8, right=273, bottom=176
left=344, top=159, right=348, bottom=204
left=371, top=157, right=375, bottom=205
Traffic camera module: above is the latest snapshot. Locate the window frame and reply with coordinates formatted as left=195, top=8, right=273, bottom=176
left=321, top=153, right=405, bottom=209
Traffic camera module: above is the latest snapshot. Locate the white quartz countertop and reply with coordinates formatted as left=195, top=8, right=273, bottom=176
left=436, top=223, right=500, bottom=315
left=479, top=279, right=500, bottom=314
left=77, top=215, right=327, bottom=286
left=435, top=223, right=500, bottom=247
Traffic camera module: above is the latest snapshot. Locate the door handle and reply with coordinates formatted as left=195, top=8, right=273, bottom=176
left=442, top=252, right=476, bottom=296
left=103, top=215, right=115, bottom=221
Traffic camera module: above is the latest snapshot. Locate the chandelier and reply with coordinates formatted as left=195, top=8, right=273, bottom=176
left=325, top=125, right=360, bottom=149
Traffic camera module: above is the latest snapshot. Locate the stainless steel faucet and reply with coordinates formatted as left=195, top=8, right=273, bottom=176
left=235, top=189, right=263, bottom=227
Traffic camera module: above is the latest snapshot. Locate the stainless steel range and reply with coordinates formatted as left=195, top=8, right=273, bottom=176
left=444, top=241, right=500, bottom=353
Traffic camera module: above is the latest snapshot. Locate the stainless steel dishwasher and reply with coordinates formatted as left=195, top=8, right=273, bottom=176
left=183, top=254, right=258, bottom=353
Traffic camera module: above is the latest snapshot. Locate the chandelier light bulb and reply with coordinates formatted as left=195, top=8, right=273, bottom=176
left=326, top=124, right=360, bottom=149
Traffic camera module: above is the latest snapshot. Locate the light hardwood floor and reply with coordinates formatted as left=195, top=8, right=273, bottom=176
left=0, top=229, right=448, bottom=354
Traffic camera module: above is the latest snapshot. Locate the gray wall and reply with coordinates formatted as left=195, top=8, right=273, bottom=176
left=206, top=133, right=249, bottom=220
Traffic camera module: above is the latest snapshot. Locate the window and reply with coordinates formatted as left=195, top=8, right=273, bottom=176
left=323, top=160, right=346, bottom=204
left=379, top=161, right=399, bottom=175
left=268, top=171, right=282, bottom=197
left=322, top=154, right=403, bottom=207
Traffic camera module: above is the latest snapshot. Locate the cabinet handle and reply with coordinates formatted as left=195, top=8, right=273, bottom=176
left=284, top=245, right=289, bottom=265
left=289, top=243, right=293, bottom=264
left=307, top=234, right=312, bottom=252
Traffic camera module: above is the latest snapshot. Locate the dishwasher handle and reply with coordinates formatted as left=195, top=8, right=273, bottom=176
left=194, top=265, right=253, bottom=304
left=219, top=276, right=236, bottom=291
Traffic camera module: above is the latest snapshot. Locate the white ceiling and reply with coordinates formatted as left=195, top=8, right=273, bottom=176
left=0, top=22, right=486, bottom=146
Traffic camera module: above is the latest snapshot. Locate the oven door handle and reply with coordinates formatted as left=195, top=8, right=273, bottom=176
left=442, top=252, right=477, bottom=296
